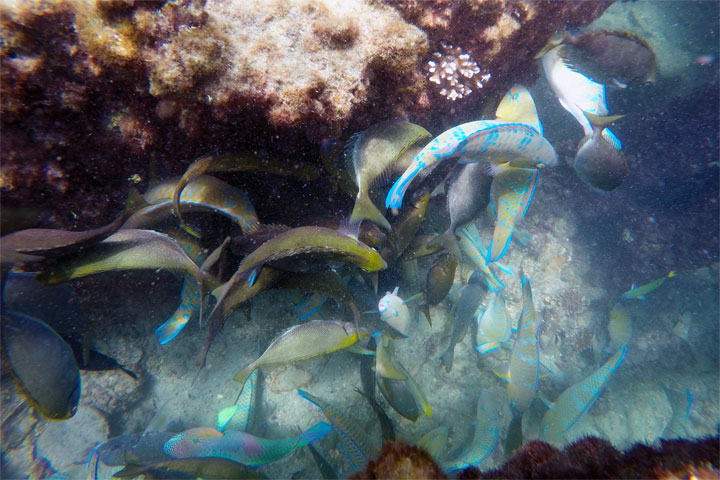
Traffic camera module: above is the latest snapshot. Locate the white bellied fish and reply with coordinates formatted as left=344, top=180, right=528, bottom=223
left=378, top=287, right=411, bottom=338
left=477, top=291, right=512, bottom=354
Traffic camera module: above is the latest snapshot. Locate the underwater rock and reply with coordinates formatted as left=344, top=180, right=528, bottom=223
left=352, top=441, right=447, bottom=479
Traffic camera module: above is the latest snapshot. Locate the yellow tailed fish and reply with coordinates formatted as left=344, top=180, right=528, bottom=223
left=379, top=332, right=432, bottom=417
left=476, top=290, right=512, bottom=354
left=540, top=345, right=627, bottom=441
left=621, top=270, right=676, bottom=300
left=456, top=223, right=507, bottom=292
left=171, top=154, right=318, bottom=237
left=607, top=302, right=632, bottom=351
left=443, top=391, right=500, bottom=472
left=344, top=119, right=431, bottom=231
left=129, top=175, right=260, bottom=237
left=233, top=320, right=366, bottom=394
left=496, top=276, right=540, bottom=414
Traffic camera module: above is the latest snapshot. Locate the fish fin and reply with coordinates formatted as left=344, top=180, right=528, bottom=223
left=426, top=230, right=462, bottom=260
left=602, top=128, right=623, bottom=150
left=638, top=295, right=647, bottom=301
left=120, top=367, right=138, bottom=380
left=298, top=422, right=333, bottom=448
left=297, top=389, right=323, bottom=408
left=421, top=304, right=432, bottom=327
left=668, top=270, right=677, bottom=278
left=350, top=192, right=391, bottom=231
left=512, top=231, right=531, bottom=247
left=233, top=366, right=254, bottom=387
left=248, top=268, right=259, bottom=287
left=493, top=367, right=510, bottom=382
left=476, top=342, right=501, bottom=354
left=155, top=314, right=188, bottom=345
left=484, top=162, right=512, bottom=177
left=583, top=110, right=626, bottom=134
left=539, top=394, right=554, bottom=410
left=347, top=344, right=376, bottom=355
left=216, top=405, right=239, bottom=432
left=342, top=130, right=363, bottom=181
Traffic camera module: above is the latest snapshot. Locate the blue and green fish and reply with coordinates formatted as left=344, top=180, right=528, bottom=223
left=621, top=270, right=676, bottom=300
left=443, top=391, right=499, bottom=472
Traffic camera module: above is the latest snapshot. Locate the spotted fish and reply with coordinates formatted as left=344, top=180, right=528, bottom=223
left=385, top=120, right=556, bottom=209
left=298, top=389, right=369, bottom=471
left=443, top=391, right=500, bottom=472
left=540, top=345, right=627, bottom=441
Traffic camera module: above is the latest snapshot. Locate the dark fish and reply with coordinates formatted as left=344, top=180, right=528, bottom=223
left=66, top=337, right=138, bottom=379
left=307, top=443, right=339, bottom=480
left=354, top=387, right=396, bottom=443
left=113, top=457, right=266, bottom=479
left=440, top=271, right=486, bottom=372
left=564, top=30, right=656, bottom=87
left=360, top=335, right=377, bottom=400
left=377, top=375, right=420, bottom=421
left=574, top=112, right=628, bottom=191
left=1, top=312, right=80, bottom=420
left=504, top=413, right=523, bottom=456
left=381, top=190, right=430, bottom=262
left=422, top=253, right=458, bottom=325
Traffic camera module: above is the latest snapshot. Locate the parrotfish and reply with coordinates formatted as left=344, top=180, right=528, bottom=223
left=443, top=391, right=500, bottom=472
left=233, top=320, right=365, bottom=390
left=354, top=387, right=396, bottom=444
left=607, top=302, right=632, bottom=351
left=456, top=223, right=506, bottom=292
left=486, top=166, right=538, bottom=263
left=155, top=276, right=202, bottom=344
left=621, top=270, right=676, bottom=300
left=344, top=119, right=431, bottom=230
left=477, top=290, right=512, bottom=354
left=113, top=457, right=265, bottom=480
left=164, top=423, right=331, bottom=467
left=378, top=286, right=411, bottom=338
left=441, top=271, right=486, bottom=372
left=422, top=252, right=458, bottom=325
left=232, top=226, right=386, bottom=287
left=381, top=190, right=430, bottom=262
left=217, top=370, right=257, bottom=433
left=574, top=112, right=628, bottom=191
left=128, top=174, right=260, bottom=236
left=540, top=345, right=627, bottom=441
left=495, top=85, right=544, bottom=135
left=298, top=389, right=370, bottom=471
left=417, top=426, right=449, bottom=460
left=374, top=330, right=408, bottom=381
left=386, top=120, right=556, bottom=209
left=2, top=312, right=81, bottom=420
left=496, top=276, right=540, bottom=414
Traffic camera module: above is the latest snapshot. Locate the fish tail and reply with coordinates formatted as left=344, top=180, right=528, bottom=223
left=298, top=421, right=333, bottom=448
left=154, top=314, right=189, bottom=345
left=476, top=342, right=501, bottom=354
left=420, top=304, right=432, bottom=327
left=426, top=230, right=462, bottom=260
left=482, top=266, right=505, bottom=292
left=440, top=346, right=454, bottom=373
left=350, top=192, right=391, bottom=231
left=233, top=366, right=255, bottom=386
left=487, top=227, right=513, bottom=264
left=583, top=111, right=626, bottom=136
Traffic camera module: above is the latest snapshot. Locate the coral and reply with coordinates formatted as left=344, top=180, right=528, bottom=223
left=352, top=441, right=447, bottom=479
left=427, top=43, right=490, bottom=101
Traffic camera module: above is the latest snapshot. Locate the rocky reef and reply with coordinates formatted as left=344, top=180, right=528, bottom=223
left=1, top=0, right=611, bottom=227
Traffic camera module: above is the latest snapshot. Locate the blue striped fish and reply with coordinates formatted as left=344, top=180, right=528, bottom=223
left=487, top=167, right=538, bottom=263
left=456, top=223, right=506, bottom=292
left=443, top=391, right=500, bottom=472
left=385, top=121, right=556, bottom=209
left=540, top=345, right=627, bottom=441
left=476, top=291, right=512, bottom=354
left=496, top=276, right=540, bottom=413
left=298, top=389, right=369, bottom=471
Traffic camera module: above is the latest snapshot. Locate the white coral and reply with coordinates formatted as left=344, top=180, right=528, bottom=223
left=427, top=43, right=490, bottom=101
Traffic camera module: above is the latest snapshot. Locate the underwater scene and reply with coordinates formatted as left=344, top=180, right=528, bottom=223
left=1, top=0, right=719, bottom=478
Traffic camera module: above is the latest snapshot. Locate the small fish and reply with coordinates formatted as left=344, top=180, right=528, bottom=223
left=621, top=270, right=676, bottom=300
left=113, top=457, right=265, bottom=479
left=607, top=302, right=632, bottom=350
left=164, top=423, right=331, bottom=467
left=496, top=276, right=540, bottom=414
left=345, top=119, right=431, bottom=230
left=574, top=111, right=628, bottom=191
left=561, top=30, right=656, bottom=87
left=217, top=370, right=257, bottom=432
left=441, top=271, right=486, bottom=372
left=456, top=224, right=506, bottom=292
left=477, top=290, right=512, bottom=354
left=386, top=118, right=556, bottom=209
left=298, top=389, right=370, bottom=471
left=354, top=387, right=396, bottom=444
left=417, top=426, right=449, bottom=460
left=443, top=391, right=500, bottom=471
left=540, top=345, right=627, bottom=441
left=232, top=226, right=386, bottom=287
left=378, top=286, right=411, bottom=338
left=233, top=320, right=365, bottom=390
left=2, top=312, right=81, bottom=420
left=487, top=167, right=538, bottom=263
left=423, top=253, right=458, bottom=325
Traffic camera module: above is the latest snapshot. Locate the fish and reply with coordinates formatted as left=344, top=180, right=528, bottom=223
left=417, top=426, right=449, bottom=460
left=477, top=290, right=512, bottom=354
left=298, top=389, right=370, bottom=471
left=441, top=270, right=486, bottom=372
left=378, top=286, right=411, bottom=338
left=574, top=111, right=628, bottom=191
left=1, top=312, right=81, bottom=420
left=427, top=161, right=492, bottom=259
left=231, top=226, right=387, bottom=287
left=359, top=335, right=377, bottom=400
left=344, top=119, right=431, bottom=230
left=386, top=118, right=556, bottom=209
left=540, top=345, right=627, bottom=441
left=495, top=85, right=544, bottom=135
left=377, top=374, right=421, bottom=422
left=307, top=443, right=339, bottom=480
left=65, top=337, right=137, bottom=380
left=400, top=234, right=443, bottom=261
left=154, top=276, right=202, bottom=345
left=443, top=391, right=500, bottom=471
left=217, top=370, right=257, bottom=432
left=113, top=457, right=265, bottom=479
left=661, top=383, right=694, bottom=439
left=621, top=270, right=676, bottom=300
left=381, top=190, right=430, bottom=262
left=487, top=166, right=538, bottom=263
left=35, top=229, right=207, bottom=286
left=374, top=330, right=408, bottom=381
left=456, top=224, right=506, bottom=292
left=423, top=253, right=458, bottom=325
left=170, top=154, right=316, bottom=237
left=354, top=387, right=396, bottom=443
left=496, top=276, right=540, bottom=414
left=233, top=320, right=365, bottom=390
left=607, top=302, right=632, bottom=350
left=164, top=423, right=331, bottom=467
left=561, top=30, right=656, bottom=88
